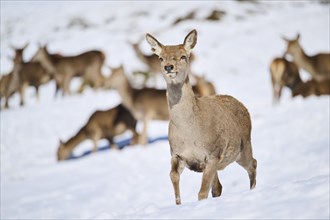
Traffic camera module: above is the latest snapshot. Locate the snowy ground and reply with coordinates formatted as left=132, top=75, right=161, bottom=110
left=1, top=1, right=329, bottom=219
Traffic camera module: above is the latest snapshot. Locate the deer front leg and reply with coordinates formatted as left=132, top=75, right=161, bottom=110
left=170, top=154, right=184, bottom=205
left=211, top=172, right=222, bottom=197
left=139, top=116, right=149, bottom=145
left=198, top=159, right=217, bottom=201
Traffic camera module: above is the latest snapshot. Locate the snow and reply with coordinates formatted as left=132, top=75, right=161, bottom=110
left=1, top=1, right=329, bottom=219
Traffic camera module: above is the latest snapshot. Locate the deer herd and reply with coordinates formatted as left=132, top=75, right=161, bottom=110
left=1, top=30, right=329, bottom=204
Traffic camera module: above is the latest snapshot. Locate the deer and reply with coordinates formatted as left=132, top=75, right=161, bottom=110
left=283, top=34, right=330, bottom=82
left=3, top=44, right=51, bottom=108
left=32, top=45, right=106, bottom=96
left=57, top=104, right=140, bottom=161
left=270, top=57, right=330, bottom=103
left=146, top=29, right=257, bottom=205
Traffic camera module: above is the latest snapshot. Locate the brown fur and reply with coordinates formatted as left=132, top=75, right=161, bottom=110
left=32, top=46, right=106, bottom=96
left=57, top=104, right=139, bottom=161
left=283, top=34, right=330, bottom=82
left=146, top=29, right=257, bottom=204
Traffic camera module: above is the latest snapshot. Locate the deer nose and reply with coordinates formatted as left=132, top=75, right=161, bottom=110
left=164, top=65, right=174, bottom=73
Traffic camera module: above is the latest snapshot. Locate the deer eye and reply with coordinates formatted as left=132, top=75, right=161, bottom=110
left=180, top=55, right=187, bottom=60
left=159, top=57, right=164, bottom=62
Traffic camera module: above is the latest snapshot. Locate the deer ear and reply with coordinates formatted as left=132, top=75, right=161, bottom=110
left=59, top=139, right=64, bottom=145
left=183, top=29, right=197, bottom=53
left=146, top=33, right=163, bottom=56
left=296, top=33, right=300, bottom=40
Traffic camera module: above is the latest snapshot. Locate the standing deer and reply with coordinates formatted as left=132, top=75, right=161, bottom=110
left=3, top=44, right=51, bottom=108
left=32, top=45, right=106, bottom=96
left=57, top=104, right=139, bottom=161
left=270, top=57, right=330, bottom=102
left=146, top=30, right=257, bottom=204
left=283, top=34, right=330, bottom=82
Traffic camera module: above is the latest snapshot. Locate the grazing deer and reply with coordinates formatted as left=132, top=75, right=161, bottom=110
left=106, top=65, right=169, bottom=145
left=32, top=45, right=106, bottom=96
left=3, top=44, right=51, bottom=108
left=283, top=34, right=330, bottom=82
left=57, top=104, right=139, bottom=161
left=146, top=29, right=257, bottom=204
left=270, top=57, right=330, bottom=102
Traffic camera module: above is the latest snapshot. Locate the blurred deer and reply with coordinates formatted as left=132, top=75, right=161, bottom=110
left=3, top=44, right=51, bottom=108
left=32, top=45, right=106, bottom=96
left=283, top=34, right=330, bottom=82
left=270, top=57, right=330, bottom=103
left=146, top=29, right=257, bottom=204
left=57, top=104, right=139, bottom=161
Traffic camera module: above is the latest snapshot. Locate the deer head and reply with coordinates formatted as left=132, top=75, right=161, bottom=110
left=283, top=33, right=303, bottom=58
left=57, top=140, right=71, bottom=161
left=146, top=29, right=197, bottom=85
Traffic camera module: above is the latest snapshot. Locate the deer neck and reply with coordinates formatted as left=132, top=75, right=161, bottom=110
left=64, top=127, right=87, bottom=152
left=167, top=73, right=197, bottom=120
left=292, top=48, right=316, bottom=75
left=115, top=78, right=135, bottom=113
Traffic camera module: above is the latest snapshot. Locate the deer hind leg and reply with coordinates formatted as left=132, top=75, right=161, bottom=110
left=236, top=140, right=257, bottom=190
left=35, top=86, right=39, bottom=101
left=198, top=159, right=217, bottom=201
left=211, top=172, right=222, bottom=198
left=170, top=155, right=185, bottom=205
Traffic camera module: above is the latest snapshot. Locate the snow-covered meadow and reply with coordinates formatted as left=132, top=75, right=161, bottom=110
left=1, top=1, right=329, bottom=219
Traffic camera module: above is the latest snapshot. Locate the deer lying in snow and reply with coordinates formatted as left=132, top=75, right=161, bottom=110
left=32, top=45, right=106, bottom=96
left=146, top=30, right=257, bottom=204
left=283, top=34, right=330, bottom=82
left=3, top=44, right=51, bottom=108
left=270, top=57, right=330, bottom=102
left=57, top=104, right=139, bottom=161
